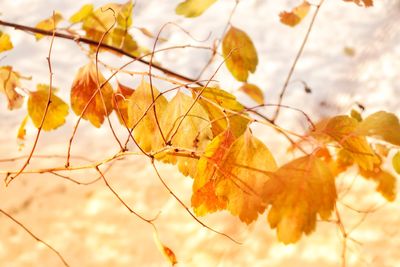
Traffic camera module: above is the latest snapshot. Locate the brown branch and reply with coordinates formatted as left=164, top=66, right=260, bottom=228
left=0, top=19, right=199, bottom=85
left=271, top=0, right=325, bottom=122
left=0, top=208, right=70, bottom=267
left=5, top=14, right=57, bottom=186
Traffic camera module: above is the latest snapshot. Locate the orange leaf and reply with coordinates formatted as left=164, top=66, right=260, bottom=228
left=343, top=0, right=373, bottom=7
left=70, top=62, right=113, bottom=127
left=113, top=82, right=134, bottom=125
left=312, top=115, right=379, bottom=171
left=193, top=87, right=249, bottom=137
left=0, top=66, right=24, bottom=110
left=127, top=80, right=167, bottom=152
left=222, top=26, right=258, bottom=82
left=192, top=130, right=277, bottom=224
left=239, top=83, right=264, bottom=105
left=153, top=231, right=177, bottom=266
left=360, top=166, right=396, bottom=202
left=17, top=115, right=29, bottom=150
left=265, top=155, right=337, bottom=244
left=28, top=84, right=69, bottom=131
left=279, top=1, right=311, bottom=27
left=35, top=12, right=63, bottom=40
left=157, top=92, right=212, bottom=177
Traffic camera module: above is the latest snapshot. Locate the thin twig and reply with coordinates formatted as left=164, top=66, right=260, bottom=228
left=0, top=208, right=70, bottom=267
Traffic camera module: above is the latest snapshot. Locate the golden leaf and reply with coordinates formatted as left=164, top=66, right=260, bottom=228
left=17, top=115, right=29, bottom=150
left=35, top=12, right=63, bottom=40
left=127, top=80, right=167, bottom=152
left=393, top=152, right=400, bottom=175
left=157, top=92, right=212, bottom=177
left=70, top=62, right=113, bottom=127
left=192, top=130, right=277, bottom=224
left=28, top=84, right=69, bottom=131
left=153, top=231, right=177, bottom=266
left=222, top=26, right=258, bottom=82
left=239, top=83, right=264, bottom=105
left=313, top=115, right=379, bottom=171
left=279, top=1, right=311, bottom=27
left=175, top=0, right=217, bottom=18
left=265, top=156, right=337, bottom=244
left=113, top=82, right=135, bottom=125
left=81, top=1, right=137, bottom=55
left=69, top=4, right=94, bottom=23
left=360, top=167, right=396, bottom=202
left=343, top=0, right=373, bottom=7
left=0, top=66, right=24, bottom=110
left=0, top=32, right=13, bottom=53
left=193, top=87, right=249, bottom=137
left=356, top=111, right=400, bottom=146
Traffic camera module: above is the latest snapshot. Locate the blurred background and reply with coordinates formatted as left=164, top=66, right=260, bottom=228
left=0, top=0, right=399, bottom=266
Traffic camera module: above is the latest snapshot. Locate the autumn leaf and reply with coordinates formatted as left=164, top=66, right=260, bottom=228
left=343, top=0, right=374, bottom=7
left=313, top=115, right=379, bottom=171
left=127, top=80, right=167, bottom=152
left=80, top=1, right=138, bottom=56
left=17, top=115, right=29, bottom=150
left=350, top=109, right=362, bottom=122
left=157, top=92, right=212, bottom=177
left=175, top=0, right=217, bottom=18
left=0, top=32, right=13, bottom=53
left=113, top=82, right=135, bottom=125
left=192, top=87, right=249, bottom=137
left=239, top=83, right=264, bottom=105
left=265, top=155, right=337, bottom=244
left=360, top=166, right=396, bottom=202
left=279, top=1, right=311, bottom=27
left=70, top=62, right=113, bottom=127
left=356, top=111, right=400, bottom=146
left=153, top=231, right=177, bottom=266
left=0, top=66, right=24, bottom=110
left=35, top=12, right=63, bottom=40
left=28, top=84, right=69, bottom=131
left=69, top=4, right=94, bottom=23
left=222, top=26, right=258, bottom=82
left=192, top=130, right=277, bottom=224
left=393, top=152, right=400, bottom=175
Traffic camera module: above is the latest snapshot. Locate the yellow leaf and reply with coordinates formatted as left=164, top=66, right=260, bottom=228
left=279, top=1, right=311, bottom=27
left=343, top=0, right=373, bottom=7
left=393, top=152, right=400, bottom=175
left=35, top=12, right=63, bottom=40
left=153, top=231, right=177, bottom=266
left=157, top=92, right=212, bottom=177
left=356, top=111, right=400, bottom=146
left=192, top=130, right=277, bottom=224
left=239, top=83, right=264, bottom=105
left=70, top=62, right=113, bottom=127
left=222, top=26, right=258, bottom=82
left=313, top=115, right=379, bottom=171
left=69, top=4, right=94, bottom=23
left=0, top=66, right=24, bottom=110
left=113, top=82, right=135, bottom=125
left=175, top=0, right=217, bottom=18
left=127, top=80, right=167, bottom=152
left=360, top=167, right=396, bottom=202
left=265, top=156, right=337, bottom=244
left=192, top=87, right=249, bottom=137
left=0, top=32, right=13, bottom=53
left=350, top=109, right=362, bottom=122
left=28, top=84, right=69, bottom=131
left=81, top=1, right=137, bottom=55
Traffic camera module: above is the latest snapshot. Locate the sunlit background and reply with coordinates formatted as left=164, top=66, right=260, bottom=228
left=0, top=0, right=399, bottom=266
